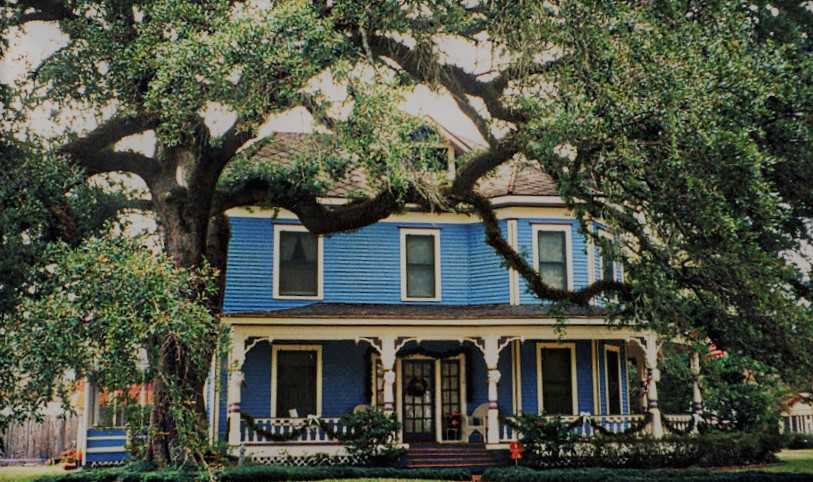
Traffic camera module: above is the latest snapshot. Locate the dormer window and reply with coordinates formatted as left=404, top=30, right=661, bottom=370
left=532, top=225, right=573, bottom=291
left=273, top=225, right=323, bottom=299
left=401, top=228, right=441, bottom=301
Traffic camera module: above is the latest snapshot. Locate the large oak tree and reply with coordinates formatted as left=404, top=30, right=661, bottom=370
left=2, top=0, right=812, bottom=465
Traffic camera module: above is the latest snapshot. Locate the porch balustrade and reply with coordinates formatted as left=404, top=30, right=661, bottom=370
left=662, top=414, right=694, bottom=433
left=498, top=414, right=649, bottom=442
left=240, top=417, right=350, bottom=444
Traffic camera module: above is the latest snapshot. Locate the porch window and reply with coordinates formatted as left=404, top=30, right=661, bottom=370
left=401, top=229, right=441, bottom=300
left=605, top=346, right=623, bottom=415
left=602, top=251, right=615, bottom=282
left=533, top=226, right=571, bottom=290
left=273, top=225, right=322, bottom=299
left=272, top=346, right=322, bottom=417
left=538, top=344, right=578, bottom=415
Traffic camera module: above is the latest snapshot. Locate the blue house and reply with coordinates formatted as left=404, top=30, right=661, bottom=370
left=210, top=132, right=686, bottom=467
left=77, top=131, right=695, bottom=467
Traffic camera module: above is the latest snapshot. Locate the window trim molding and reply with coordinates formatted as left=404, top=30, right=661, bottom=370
left=400, top=228, right=442, bottom=302
left=536, top=342, right=579, bottom=416
left=603, top=344, right=623, bottom=416
left=270, top=344, right=323, bottom=418
left=531, top=224, right=574, bottom=291
left=272, top=224, right=324, bottom=300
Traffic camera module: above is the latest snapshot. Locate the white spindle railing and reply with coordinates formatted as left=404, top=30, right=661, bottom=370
left=663, top=414, right=694, bottom=433
left=241, top=417, right=349, bottom=443
left=499, top=414, right=649, bottom=442
left=784, top=414, right=813, bottom=434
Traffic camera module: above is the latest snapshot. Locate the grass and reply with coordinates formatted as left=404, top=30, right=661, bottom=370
left=2, top=451, right=812, bottom=481
left=0, top=464, right=64, bottom=482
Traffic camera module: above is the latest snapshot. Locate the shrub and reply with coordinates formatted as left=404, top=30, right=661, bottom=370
left=35, top=465, right=471, bottom=482
left=510, top=417, right=783, bottom=469
left=481, top=466, right=812, bottom=481
left=784, top=432, right=813, bottom=449
left=334, top=409, right=405, bottom=466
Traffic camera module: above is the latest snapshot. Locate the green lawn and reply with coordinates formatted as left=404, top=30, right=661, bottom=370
left=759, top=449, right=813, bottom=473
left=0, top=464, right=64, bottom=482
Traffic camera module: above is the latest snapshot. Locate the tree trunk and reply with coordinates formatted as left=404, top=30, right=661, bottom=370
left=144, top=151, right=223, bottom=467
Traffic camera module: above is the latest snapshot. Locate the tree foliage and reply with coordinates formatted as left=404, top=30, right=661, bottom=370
left=4, top=235, right=222, bottom=463
left=2, top=0, right=812, bottom=463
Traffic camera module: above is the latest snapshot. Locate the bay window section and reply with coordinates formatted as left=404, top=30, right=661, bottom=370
left=534, top=226, right=571, bottom=290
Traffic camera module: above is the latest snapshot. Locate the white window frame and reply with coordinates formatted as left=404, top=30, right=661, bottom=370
left=532, top=224, right=574, bottom=291
left=604, top=344, right=624, bottom=416
left=536, top=342, right=579, bottom=416
left=270, top=344, right=323, bottom=418
left=400, top=228, right=442, bottom=301
left=273, top=224, right=324, bottom=300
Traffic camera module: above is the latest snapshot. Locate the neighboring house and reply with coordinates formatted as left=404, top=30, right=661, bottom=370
left=784, top=393, right=813, bottom=435
left=76, top=130, right=696, bottom=467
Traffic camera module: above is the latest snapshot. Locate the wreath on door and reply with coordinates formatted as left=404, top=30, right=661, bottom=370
left=406, top=376, right=428, bottom=397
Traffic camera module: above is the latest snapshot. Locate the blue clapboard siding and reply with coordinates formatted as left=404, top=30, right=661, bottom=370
left=468, top=221, right=510, bottom=304
left=519, top=340, right=595, bottom=415
left=218, top=355, right=228, bottom=441
left=517, top=219, right=590, bottom=305
left=85, top=428, right=128, bottom=465
left=224, top=219, right=488, bottom=313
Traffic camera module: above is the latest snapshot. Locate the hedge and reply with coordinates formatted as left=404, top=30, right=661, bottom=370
left=481, top=467, right=813, bottom=482
left=784, top=433, right=813, bottom=450
left=516, top=431, right=784, bottom=469
left=34, top=465, right=471, bottom=482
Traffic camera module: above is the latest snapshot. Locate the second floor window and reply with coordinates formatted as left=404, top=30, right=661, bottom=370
left=274, top=225, right=322, bottom=299
left=536, top=229, right=568, bottom=290
left=602, top=250, right=615, bottom=282
left=402, top=229, right=440, bottom=300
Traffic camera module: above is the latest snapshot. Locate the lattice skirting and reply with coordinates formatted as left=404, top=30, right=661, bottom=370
left=86, top=460, right=128, bottom=468
left=250, top=454, right=362, bottom=466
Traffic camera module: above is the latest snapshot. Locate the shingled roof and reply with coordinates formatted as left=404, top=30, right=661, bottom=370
left=250, top=132, right=559, bottom=199
left=227, top=302, right=606, bottom=320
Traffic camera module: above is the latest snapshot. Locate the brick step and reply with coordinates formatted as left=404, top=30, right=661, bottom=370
left=406, top=461, right=494, bottom=468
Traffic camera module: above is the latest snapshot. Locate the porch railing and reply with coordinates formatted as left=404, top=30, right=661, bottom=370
left=784, top=414, right=813, bottom=434
left=662, top=414, right=694, bottom=433
left=498, top=414, right=649, bottom=442
left=240, top=417, right=350, bottom=443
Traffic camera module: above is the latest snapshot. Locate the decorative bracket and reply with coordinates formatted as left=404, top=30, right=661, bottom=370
left=245, top=336, right=273, bottom=356
left=355, top=337, right=382, bottom=353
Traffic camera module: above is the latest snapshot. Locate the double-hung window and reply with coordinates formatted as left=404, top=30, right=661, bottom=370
left=401, top=229, right=441, bottom=301
left=272, top=346, right=322, bottom=418
left=533, top=225, right=572, bottom=290
left=273, top=225, right=323, bottom=299
left=537, top=343, right=578, bottom=415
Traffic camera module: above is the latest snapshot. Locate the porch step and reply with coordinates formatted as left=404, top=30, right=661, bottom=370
left=405, top=444, right=497, bottom=469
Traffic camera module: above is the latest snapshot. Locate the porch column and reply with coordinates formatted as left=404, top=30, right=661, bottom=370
left=690, top=351, right=702, bottom=433
left=380, top=335, right=398, bottom=415
left=484, top=335, right=501, bottom=445
left=227, top=331, right=246, bottom=447
left=644, top=335, right=664, bottom=438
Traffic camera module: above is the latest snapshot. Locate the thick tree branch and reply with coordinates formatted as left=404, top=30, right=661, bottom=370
left=2, top=0, right=75, bottom=25
left=60, top=114, right=160, bottom=182
left=464, top=192, right=631, bottom=306
left=368, top=35, right=527, bottom=128
left=450, top=136, right=520, bottom=195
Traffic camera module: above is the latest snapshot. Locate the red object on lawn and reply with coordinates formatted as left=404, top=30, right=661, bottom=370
left=509, top=441, right=524, bottom=460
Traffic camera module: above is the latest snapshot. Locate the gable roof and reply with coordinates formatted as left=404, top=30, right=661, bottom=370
left=250, top=131, right=559, bottom=200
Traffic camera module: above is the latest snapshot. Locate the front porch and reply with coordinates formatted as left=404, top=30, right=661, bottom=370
left=216, top=322, right=702, bottom=463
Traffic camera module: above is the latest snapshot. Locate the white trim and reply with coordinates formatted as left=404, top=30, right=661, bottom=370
left=507, top=219, right=520, bottom=305
left=86, top=435, right=127, bottom=441
left=592, top=340, right=600, bottom=415
left=86, top=447, right=128, bottom=454
left=270, top=344, right=323, bottom=417
left=400, top=228, right=442, bottom=302
left=226, top=206, right=574, bottom=223
left=531, top=224, right=574, bottom=291
left=603, top=344, right=623, bottom=416
left=488, top=195, right=567, bottom=207
left=272, top=224, right=324, bottom=300
left=224, top=316, right=613, bottom=327
left=512, top=340, right=523, bottom=414
left=536, top=342, right=579, bottom=416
